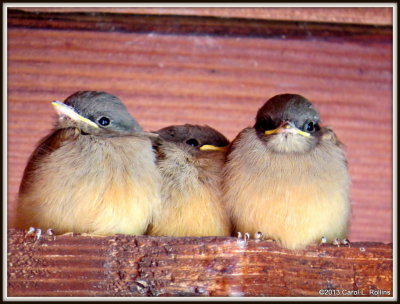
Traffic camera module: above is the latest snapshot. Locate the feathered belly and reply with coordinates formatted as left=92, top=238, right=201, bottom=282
left=17, top=136, right=161, bottom=235
left=226, top=151, right=350, bottom=249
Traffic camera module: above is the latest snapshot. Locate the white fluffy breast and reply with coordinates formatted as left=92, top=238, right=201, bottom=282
left=223, top=128, right=351, bottom=250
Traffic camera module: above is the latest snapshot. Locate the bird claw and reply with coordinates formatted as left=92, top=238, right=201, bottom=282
left=319, top=236, right=349, bottom=248
left=341, top=238, right=351, bottom=247
left=25, top=227, right=35, bottom=237
left=332, top=238, right=341, bottom=247
left=24, top=227, right=56, bottom=242
left=254, top=231, right=263, bottom=241
left=25, top=227, right=42, bottom=242
left=46, top=228, right=56, bottom=240
left=236, top=231, right=251, bottom=246
left=46, top=228, right=54, bottom=235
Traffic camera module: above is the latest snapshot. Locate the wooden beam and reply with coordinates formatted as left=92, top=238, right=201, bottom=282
left=7, top=9, right=392, bottom=43
left=7, top=229, right=393, bottom=297
left=11, top=7, right=394, bottom=26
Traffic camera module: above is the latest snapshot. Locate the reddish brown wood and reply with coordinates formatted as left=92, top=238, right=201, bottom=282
left=7, top=9, right=392, bottom=43
left=7, top=229, right=393, bottom=297
left=13, top=7, right=393, bottom=26
left=7, top=10, right=393, bottom=246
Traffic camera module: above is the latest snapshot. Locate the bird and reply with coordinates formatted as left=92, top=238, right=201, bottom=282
left=147, top=124, right=232, bottom=237
left=222, top=94, right=351, bottom=250
left=15, top=91, right=161, bottom=236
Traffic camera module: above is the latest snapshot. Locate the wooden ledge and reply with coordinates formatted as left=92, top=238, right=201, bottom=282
left=7, top=229, right=393, bottom=297
left=7, top=9, right=392, bottom=43
left=10, top=7, right=394, bottom=26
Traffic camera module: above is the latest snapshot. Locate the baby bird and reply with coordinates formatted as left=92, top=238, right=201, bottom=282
left=16, top=91, right=161, bottom=235
left=147, top=124, right=231, bottom=237
left=223, top=94, right=351, bottom=250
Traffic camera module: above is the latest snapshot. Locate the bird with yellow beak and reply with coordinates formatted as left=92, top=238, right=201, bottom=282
left=223, top=94, right=351, bottom=250
left=147, top=124, right=231, bottom=237
left=16, top=91, right=161, bottom=236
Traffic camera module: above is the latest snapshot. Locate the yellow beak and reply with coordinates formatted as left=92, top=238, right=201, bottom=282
left=264, top=122, right=310, bottom=137
left=199, top=145, right=227, bottom=151
left=52, top=101, right=99, bottom=129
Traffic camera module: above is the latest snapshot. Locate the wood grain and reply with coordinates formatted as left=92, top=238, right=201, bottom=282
left=7, top=229, right=393, bottom=297
left=13, top=7, right=393, bottom=26
left=6, top=10, right=393, bottom=245
left=7, top=9, right=392, bottom=43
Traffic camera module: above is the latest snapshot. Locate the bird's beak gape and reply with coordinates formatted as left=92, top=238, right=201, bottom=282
left=264, top=121, right=310, bottom=137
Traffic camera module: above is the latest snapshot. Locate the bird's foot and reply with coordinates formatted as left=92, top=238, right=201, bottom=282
left=236, top=231, right=250, bottom=245
left=320, top=236, right=327, bottom=245
left=25, top=227, right=56, bottom=242
left=254, top=231, right=263, bottom=241
left=341, top=238, right=351, bottom=248
left=25, top=227, right=42, bottom=241
left=332, top=238, right=350, bottom=247
left=46, top=228, right=56, bottom=240
left=319, top=237, right=350, bottom=248
left=332, top=238, right=341, bottom=247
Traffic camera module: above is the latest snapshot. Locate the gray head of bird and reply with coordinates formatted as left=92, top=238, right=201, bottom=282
left=254, top=93, right=323, bottom=153
left=52, top=91, right=143, bottom=136
left=155, top=124, right=230, bottom=155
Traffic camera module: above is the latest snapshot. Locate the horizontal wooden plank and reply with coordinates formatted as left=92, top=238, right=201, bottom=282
left=6, top=11, right=393, bottom=246
left=7, top=229, right=393, bottom=297
left=11, top=7, right=394, bottom=26
left=7, top=9, right=392, bottom=43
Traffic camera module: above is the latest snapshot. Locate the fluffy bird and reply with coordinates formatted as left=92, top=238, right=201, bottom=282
left=147, top=124, right=231, bottom=237
left=16, top=91, right=161, bottom=235
left=223, top=94, right=351, bottom=250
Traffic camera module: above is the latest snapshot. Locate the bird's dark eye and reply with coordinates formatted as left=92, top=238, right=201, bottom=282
left=306, top=122, right=314, bottom=132
left=304, top=121, right=319, bottom=133
left=186, top=138, right=199, bottom=147
left=98, top=116, right=110, bottom=126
